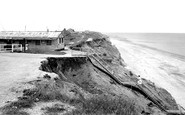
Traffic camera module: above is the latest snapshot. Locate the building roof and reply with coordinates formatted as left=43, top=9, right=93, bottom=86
left=0, top=31, right=62, bottom=40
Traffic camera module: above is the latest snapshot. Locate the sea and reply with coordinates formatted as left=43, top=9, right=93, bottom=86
left=109, top=33, right=185, bottom=58
left=108, top=33, right=185, bottom=108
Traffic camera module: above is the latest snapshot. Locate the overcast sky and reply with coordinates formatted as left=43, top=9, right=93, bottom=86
left=0, top=0, right=185, bottom=32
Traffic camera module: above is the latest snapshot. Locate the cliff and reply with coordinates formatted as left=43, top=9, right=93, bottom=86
left=1, top=29, right=181, bottom=115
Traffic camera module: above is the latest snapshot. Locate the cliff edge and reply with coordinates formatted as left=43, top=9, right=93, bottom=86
left=0, top=29, right=181, bottom=115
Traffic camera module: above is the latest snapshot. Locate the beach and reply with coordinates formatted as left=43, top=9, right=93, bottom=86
left=110, top=38, right=185, bottom=108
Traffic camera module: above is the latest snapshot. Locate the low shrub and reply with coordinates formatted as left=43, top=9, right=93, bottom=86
left=43, top=104, right=65, bottom=114
left=70, top=95, right=138, bottom=115
left=1, top=107, right=29, bottom=115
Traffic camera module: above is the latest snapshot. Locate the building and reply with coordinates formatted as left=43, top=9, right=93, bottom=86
left=0, top=31, right=64, bottom=53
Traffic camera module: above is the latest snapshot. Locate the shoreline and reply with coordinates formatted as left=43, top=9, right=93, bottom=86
left=110, top=38, right=185, bottom=108
left=113, top=37, right=185, bottom=61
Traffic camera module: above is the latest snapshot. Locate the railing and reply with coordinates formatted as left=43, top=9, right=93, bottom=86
left=0, top=44, right=23, bottom=52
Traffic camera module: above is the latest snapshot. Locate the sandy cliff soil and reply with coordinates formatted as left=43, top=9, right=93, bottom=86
left=0, top=30, right=181, bottom=115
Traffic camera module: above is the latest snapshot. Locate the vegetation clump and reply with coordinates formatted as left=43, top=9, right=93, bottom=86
left=70, top=95, right=138, bottom=115
left=43, top=104, right=66, bottom=114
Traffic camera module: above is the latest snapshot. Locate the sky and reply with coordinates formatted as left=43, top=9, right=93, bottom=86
left=0, top=0, right=185, bottom=32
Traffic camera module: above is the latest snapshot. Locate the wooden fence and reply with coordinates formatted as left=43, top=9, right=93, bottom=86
left=0, top=44, right=23, bottom=52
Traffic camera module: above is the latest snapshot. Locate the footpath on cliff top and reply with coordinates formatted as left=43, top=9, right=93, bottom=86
left=0, top=29, right=184, bottom=115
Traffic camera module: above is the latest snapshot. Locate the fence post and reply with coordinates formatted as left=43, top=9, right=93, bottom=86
left=11, top=44, right=14, bottom=52
left=20, top=44, right=22, bottom=52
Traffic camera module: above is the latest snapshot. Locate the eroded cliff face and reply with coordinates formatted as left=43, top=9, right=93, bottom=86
left=39, top=57, right=178, bottom=114
left=38, top=30, right=178, bottom=114
left=0, top=30, right=179, bottom=115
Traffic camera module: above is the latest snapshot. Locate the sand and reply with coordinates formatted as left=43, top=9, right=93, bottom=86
left=110, top=38, right=185, bottom=108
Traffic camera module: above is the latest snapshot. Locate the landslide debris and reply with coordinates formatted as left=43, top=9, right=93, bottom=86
left=1, top=29, right=181, bottom=115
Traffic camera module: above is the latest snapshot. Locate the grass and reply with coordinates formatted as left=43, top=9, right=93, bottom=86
left=43, top=104, right=66, bottom=114
left=69, top=95, right=139, bottom=115
left=1, top=89, right=35, bottom=115
left=1, top=88, right=138, bottom=115
left=0, top=79, right=73, bottom=115
left=2, top=108, right=29, bottom=115
left=1, top=78, right=139, bottom=115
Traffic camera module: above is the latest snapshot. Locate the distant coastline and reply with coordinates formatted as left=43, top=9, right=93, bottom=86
left=110, top=35, right=185, bottom=108
left=109, top=34, right=185, bottom=61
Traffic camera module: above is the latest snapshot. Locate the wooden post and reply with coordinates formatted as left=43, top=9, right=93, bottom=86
left=23, top=38, right=26, bottom=52
left=11, top=44, right=14, bottom=52
left=20, top=44, right=22, bottom=52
